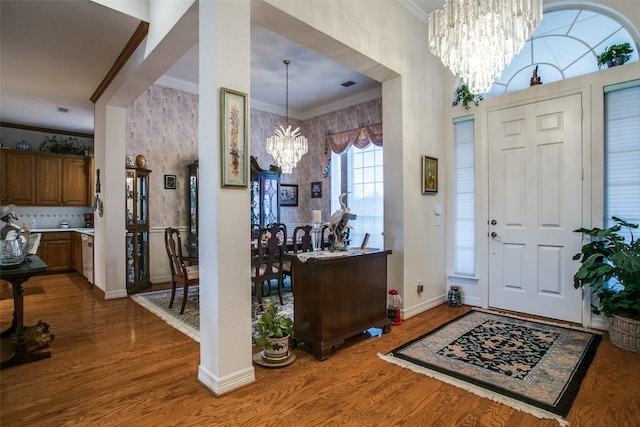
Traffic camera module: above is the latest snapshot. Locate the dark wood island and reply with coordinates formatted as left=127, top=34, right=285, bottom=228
left=291, top=249, right=392, bottom=360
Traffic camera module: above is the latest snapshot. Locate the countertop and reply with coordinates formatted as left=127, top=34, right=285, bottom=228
left=32, top=228, right=94, bottom=235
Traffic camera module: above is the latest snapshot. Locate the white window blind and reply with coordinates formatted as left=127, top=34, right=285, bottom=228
left=454, top=117, right=475, bottom=276
left=604, top=82, right=640, bottom=240
left=331, top=144, right=384, bottom=249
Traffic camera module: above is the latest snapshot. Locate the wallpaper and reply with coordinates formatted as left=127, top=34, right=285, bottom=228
left=126, top=84, right=381, bottom=230
left=126, top=85, right=199, bottom=228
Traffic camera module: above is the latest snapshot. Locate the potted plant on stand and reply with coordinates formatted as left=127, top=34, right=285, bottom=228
left=253, top=298, right=294, bottom=364
left=573, top=217, right=640, bottom=353
left=597, top=42, right=634, bottom=68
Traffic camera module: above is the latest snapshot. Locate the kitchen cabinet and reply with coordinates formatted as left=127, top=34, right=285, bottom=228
left=0, top=149, right=36, bottom=205
left=126, top=166, right=151, bottom=294
left=250, top=156, right=280, bottom=227
left=37, top=231, right=72, bottom=272
left=72, top=232, right=83, bottom=273
left=35, top=153, right=90, bottom=206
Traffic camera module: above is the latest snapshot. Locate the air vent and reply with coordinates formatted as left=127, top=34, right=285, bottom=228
left=341, top=81, right=356, bottom=87
left=56, top=106, right=69, bottom=113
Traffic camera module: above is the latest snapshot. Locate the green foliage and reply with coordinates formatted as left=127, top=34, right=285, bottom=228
left=573, top=217, right=640, bottom=320
left=452, top=84, right=483, bottom=110
left=252, top=298, right=294, bottom=349
left=39, top=135, right=90, bottom=155
left=597, top=42, right=634, bottom=66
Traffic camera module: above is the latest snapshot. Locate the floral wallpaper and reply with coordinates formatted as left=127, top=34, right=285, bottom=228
left=127, top=84, right=381, bottom=229
left=126, top=85, right=199, bottom=228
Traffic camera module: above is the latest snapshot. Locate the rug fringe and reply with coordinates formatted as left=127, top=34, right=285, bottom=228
left=377, top=352, right=570, bottom=427
left=472, top=307, right=603, bottom=334
left=131, top=294, right=200, bottom=342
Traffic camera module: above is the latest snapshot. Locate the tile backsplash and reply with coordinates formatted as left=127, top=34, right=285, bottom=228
left=9, top=206, right=93, bottom=229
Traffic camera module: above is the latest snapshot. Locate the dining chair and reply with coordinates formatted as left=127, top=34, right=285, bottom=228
left=164, top=227, right=199, bottom=314
left=282, top=224, right=313, bottom=291
left=251, top=224, right=286, bottom=305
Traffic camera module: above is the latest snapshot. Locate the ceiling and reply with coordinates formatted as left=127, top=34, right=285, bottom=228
left=0, top=0, right=439, bottom=136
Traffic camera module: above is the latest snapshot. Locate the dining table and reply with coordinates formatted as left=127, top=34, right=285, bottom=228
left=1, top=255, right=52, bottom=369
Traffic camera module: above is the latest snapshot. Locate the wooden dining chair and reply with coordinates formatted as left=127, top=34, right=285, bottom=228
left=251, top=224, right=286, bottom=305
left=164, top=227, right=199, bottom=314
left=282, top=224, right=313, bottom=291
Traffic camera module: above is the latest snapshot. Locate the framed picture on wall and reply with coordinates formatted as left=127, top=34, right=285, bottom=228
left=164, top=175, right=177, bottom=189
left=422, top=156, right=438, bottom=194
left=311, top=181, right=322, bottom=198
left=220, top=87, right=248, bottom=188
left=280, top=184, right=299, bottom=207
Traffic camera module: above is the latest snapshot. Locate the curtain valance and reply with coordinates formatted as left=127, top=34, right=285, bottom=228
left=322, top=123, right=383, bottom=176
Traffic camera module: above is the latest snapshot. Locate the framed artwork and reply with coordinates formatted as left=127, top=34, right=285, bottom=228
left=280, top=184, right=299, bottom=207
left=164, top=174, right=177, bottom=190
left=311, top=181, right=322, bottom=198
left=220, top=87, right=248, bottom=187
left=422, top=156, right=438, bottom=194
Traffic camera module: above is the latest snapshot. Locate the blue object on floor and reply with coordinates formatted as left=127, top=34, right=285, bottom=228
left=365, top=327, right=382, bottom=337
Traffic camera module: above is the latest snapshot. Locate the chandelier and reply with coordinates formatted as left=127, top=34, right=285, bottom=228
left=428, top=0, right=543, bottom=94
left=266, top=59, right=308, bottom=174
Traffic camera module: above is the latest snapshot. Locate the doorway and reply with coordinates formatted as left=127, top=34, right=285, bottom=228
left=487, top=94, right=584, bottom=323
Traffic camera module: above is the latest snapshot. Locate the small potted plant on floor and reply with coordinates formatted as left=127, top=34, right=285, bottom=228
left=597, top=43, right=634, bottom=68
left=573, top=217, right=640, bottom=352
left=253, top=298, right=294, bottom=362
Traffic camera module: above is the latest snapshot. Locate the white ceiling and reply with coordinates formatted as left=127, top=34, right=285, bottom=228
left=0, top=0, right=440, bottom=136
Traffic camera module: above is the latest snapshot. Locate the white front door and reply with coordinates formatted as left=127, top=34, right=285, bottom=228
left=488, top=94, right=583, bottom=323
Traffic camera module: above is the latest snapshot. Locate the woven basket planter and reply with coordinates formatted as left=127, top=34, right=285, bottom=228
left=607, top=315, right=640, bottom=353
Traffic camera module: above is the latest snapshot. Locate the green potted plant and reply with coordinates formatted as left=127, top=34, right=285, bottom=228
left=573, top=217, right=640, bottom=352
left=597, top=42, right=634, bottom=68
left=452, top=84, right=483, bottom=110
left=253, top=298, right=294, bottom=361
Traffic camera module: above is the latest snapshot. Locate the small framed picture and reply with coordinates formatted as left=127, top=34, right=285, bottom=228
left=220, top=87, right=248, bottom=188
left=311, top=181, right=322, bottom=198
left=280, top=184, right=298, bottom=207
left=422, top=156, right=438, bottom=194
left=164, top=175, right=177, bottom=190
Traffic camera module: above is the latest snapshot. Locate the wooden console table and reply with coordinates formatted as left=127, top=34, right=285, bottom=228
left=1, top=255, right=51, bottom=369
left=291, top=249, right=392, bottom=360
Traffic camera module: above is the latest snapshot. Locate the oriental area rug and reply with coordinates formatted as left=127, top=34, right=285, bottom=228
left=379, top=309, right=601, bottom=426
left=130, top=285, right=294, bottom=343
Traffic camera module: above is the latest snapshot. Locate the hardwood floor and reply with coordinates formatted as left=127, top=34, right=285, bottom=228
left=1, top=273, right=639, bottom=426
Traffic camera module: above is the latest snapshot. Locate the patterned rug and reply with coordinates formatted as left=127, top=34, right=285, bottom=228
left=130, top=284, right=294, bottom=343
left=379, top=310, right=601, bottom=425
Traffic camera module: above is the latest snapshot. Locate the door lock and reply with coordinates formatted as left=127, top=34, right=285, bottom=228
left=490, top=231, right=499, bottom=238
left=490, top=219, right=497, bottom=225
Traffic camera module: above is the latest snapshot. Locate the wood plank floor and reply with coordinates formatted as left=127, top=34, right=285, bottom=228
left=1, top=273, right=639, bottom=426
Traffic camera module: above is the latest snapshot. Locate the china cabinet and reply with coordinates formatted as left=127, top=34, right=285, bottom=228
left=125, top=166, right=151, bottom=293
left=187, top=161, right=198, bottom=257
left=250, top=156, right=280, bottom=227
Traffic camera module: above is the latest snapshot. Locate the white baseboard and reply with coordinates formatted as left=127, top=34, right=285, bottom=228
left=403, top=294, right=447, bottom=319
left=198, top=364, right=256, bottom=396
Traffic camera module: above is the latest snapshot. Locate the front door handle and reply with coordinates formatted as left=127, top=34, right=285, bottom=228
left=490, top=231, right=499, bottom=238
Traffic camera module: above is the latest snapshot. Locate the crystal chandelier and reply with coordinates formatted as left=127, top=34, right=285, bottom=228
left=266, top=59, right=308, bottom=174
left=428, top=0, right=543, bottom=94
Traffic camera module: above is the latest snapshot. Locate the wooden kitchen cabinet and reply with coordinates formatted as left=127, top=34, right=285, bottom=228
left=37, top=231, right=72, bottom=272
left=35, top=153, right=90, bottom=206
left=72, top=232, right=83, bottom=273
left=0, top=148, right=36, bottom=205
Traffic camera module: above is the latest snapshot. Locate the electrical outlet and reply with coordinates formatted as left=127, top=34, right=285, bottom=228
left=160, top=259, right=165, bottom=268
left=417, top=280, right=424, bottom=294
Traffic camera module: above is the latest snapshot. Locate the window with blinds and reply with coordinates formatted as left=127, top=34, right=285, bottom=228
left=454, top=117, right=475, bottom=276
left=604, top=82, right=640, bottom=240
left=330, top=144, right=384, bottom=249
